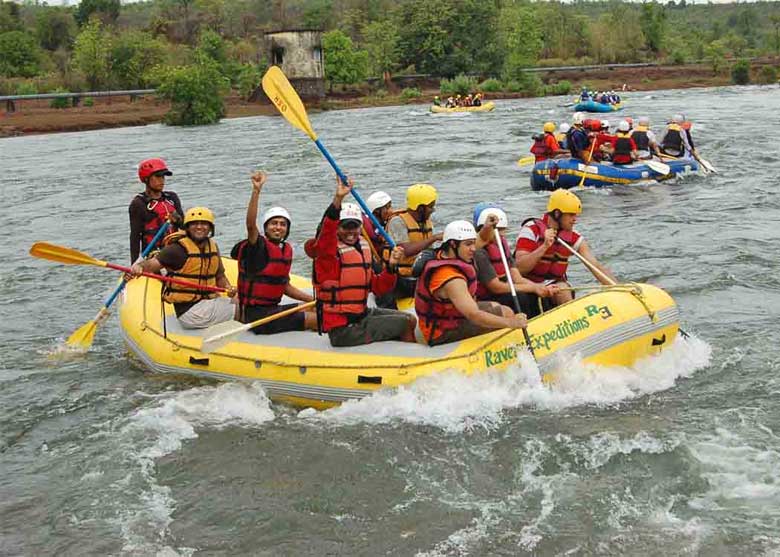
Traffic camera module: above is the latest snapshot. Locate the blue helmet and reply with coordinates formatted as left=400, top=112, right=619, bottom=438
left=472, top=201, right=501, bottom=227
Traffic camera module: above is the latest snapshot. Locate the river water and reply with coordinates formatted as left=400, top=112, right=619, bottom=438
left=2, top=84, right=779, bottom=556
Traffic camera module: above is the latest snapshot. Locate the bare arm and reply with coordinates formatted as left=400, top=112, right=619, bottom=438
left=246, top=171, right=266, bottom=245
left=577, top=241, right=618, bottom=285
left=515, top=227, right=556, bottom=275
left=443, top=279, right=526, bottom=330
left=400, top=234, right=442, bottom=258
left=284, top=282, right=314, bottom=303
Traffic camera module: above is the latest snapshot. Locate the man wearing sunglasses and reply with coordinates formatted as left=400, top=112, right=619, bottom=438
left=309, top=177, right=417, bottom=347
left=129, top=158, right=184, bottom=263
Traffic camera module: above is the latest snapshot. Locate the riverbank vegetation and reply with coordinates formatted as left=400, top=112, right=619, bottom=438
left=1, top=0, right=779, bottom=124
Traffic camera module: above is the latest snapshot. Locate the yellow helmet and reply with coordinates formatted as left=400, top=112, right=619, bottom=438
left=406, top=183, right=438, bottom=210
left=184, top=206, right=216, bottom=230
left=543, top=121, right=556, bottom=133
left=547, top=189, right=582, bottom=215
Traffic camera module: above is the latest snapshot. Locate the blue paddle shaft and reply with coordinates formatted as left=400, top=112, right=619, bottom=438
left=103, top=222, right=171, bottom=308
left=313, top=139, right=396, bottom=249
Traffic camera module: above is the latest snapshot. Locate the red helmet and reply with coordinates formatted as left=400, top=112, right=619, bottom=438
left=138, top=158, right=172, bottom=183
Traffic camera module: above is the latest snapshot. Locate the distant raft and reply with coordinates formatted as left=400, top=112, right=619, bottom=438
left=430, top=101, right=495, bottom=113
left=531, top=157, right=699, bottom=190
left=120, top=259, right=680, bottom=410
left=574, top=100, right=623, bottom=113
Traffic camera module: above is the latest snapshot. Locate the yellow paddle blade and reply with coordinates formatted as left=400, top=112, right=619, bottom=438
left=261, top=66, right=317, bottom=141
left=29, top=242, right=107, bottom=267
left=517, top=155, right=535, bottom=167
left=66, top=319, right=98, bottom=350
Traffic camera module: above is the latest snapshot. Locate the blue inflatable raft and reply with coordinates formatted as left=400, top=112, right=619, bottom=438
left=531, top=157, right=699, bottom=190
left=574, top=100, right=622, bottom=113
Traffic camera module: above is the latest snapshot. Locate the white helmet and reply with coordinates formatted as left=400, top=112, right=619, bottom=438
left=638, top=116, right=650, bottom=126
left=262, top=206, right=291, bottom=228
left=573, top=112, right=584, bottom=125
left=476, top=207, right=508, bottom=229
left=339, top=202, right=362, bottom=224
left=617, top=120, right=630, bottom=132
left=442, top=220, right=477, bottom=243
left=600, top=119, right=610, bottom=129
left=671, top=114, right=684, bottom=124
left=559, top=123, right=571, bottom=133
left=366, top=191, right=392, bottom=213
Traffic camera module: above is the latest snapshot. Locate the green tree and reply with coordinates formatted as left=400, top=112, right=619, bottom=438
left=322, top=29, right=368, bottom=86
left=770, top=15, right=780, bottom=56
left=705, top=39, right=726, bottom=75
left=499, top=4, right=542, bottom=81
left=196, top=28, right=227, bottom=65
left=75, top=0, right=120, bottom=26
left=110, top=30, right=167, bottom=88
left=154, top=61, right=230, bottom=125
left=640, top=2, right=666, bottom=54
left=35, top=7, right=76, bottom=51
left=363, top=19, right=400, bottom=77
left=73, top=19, right=113, bottom=89
left=731, top=59, right=750, bottom=85
left=0, top=2, right=22, bottom=33
left=0, top=31, right=42, bottom=77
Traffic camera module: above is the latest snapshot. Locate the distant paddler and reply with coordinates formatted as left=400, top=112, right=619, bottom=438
left=514, top=189, right=616, bottom=307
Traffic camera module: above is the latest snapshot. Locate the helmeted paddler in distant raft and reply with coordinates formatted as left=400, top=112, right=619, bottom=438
left=514, top=189, right=616, bottom=308
left=230, top=171, right=316, bottom=335
left=129, top=206, right=237, bottom=329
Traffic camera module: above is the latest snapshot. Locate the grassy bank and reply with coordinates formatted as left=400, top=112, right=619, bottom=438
left=0, top=63, right=753, bottom=138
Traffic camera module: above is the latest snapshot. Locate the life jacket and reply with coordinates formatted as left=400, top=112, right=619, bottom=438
left=235, top=236, right=292, bottom=308
left=315, top=240, right=372, bottom=317
left=361, top=213, right=386, bottom=261
left=162, top=232, right=220, bottom=304
left=415, top=255, right=477, bottom=344
left=566, top=126, right=589, bottom=158
left=584, top=119, right=601, bottom=131
left=475, top=237, right=513, bottom=300
left=516, top=217, right=579, bottom=283
left=136, top=192, right=177, bottom=249
left=612, top=133, right=633, bottom=164
left=554, top=132, right=568, bottom=149
left=661, top=124, right=684, bottom=155
left=530, top=135, right=550, bottom=161
left=631, top=128, right=650, bottom=151
left=387, top=211, right=433, bottom=277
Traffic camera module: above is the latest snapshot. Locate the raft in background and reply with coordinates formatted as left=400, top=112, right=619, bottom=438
left=119, top=259, right=680, bottom=410
left=430, top=101, right=495, bottom=113
left=531, top=157, right=699, bottom=190
left=574, top=100, right=622, bottom=113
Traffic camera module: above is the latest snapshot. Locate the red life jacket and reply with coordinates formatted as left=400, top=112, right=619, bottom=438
left=415, top=256, right=477, bottom=344
left=361, top=213, right=386, bottom=260
left=612, top=133, right=634, bottom=164
left=235, top=236, right=292, bottom=308
left=516, top=216, right=580, bottom=283
left=137, top=192, right=177, bottom=249
left=475, top=236, right=512, bottom=300
left=315, top=240, right=373, bottom=323
left=530, top=136, right=550, bottom=161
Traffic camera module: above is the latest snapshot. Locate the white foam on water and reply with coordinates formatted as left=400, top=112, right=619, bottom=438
left=100, top=382, right=275, bottom=555
left=305, top=336, right=711, bottom=433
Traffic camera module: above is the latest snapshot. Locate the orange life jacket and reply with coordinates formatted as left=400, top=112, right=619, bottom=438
left=162, top=233, right=220, bottom=304
left=315, top=240, right=373, bottom=316
left=387, top=211, right=433, bottom=277
left=235, top=236, right=292, bottom=308
left=475, top=236, right=512, bottom=300
left=415, top=255, right=477, bottom=344
left=516, top=217, right=580, bottom=283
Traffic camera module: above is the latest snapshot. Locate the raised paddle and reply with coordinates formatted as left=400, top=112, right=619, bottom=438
left=261, top=65, right=396, bottom=249
left=201, top=301, right=316, bottom=353
left=66, top=223, right=172, bottom=350
left=493, top=228, right=537, bottom=362
left=555, top=237, right=689, bottom=338
left=29, top=242, right=227, bottom=293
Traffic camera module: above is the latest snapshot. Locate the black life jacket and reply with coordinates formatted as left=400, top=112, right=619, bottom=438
left=631, top=130, right=649, bottom=151
left=613, top=134, right=633, bottom=164
left=662, top=125, right=684, bottom=154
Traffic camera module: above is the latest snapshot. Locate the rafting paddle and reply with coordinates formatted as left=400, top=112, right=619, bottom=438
left=201, top=301, right=317, bottom=353
left=555, top=237, right=689, bottom=339
left=29, top=242, right=228, bottom=293
left=66, top=223, right=171, bottom=350
left=645, top=160, right=671, bottom=176
left=516, top=155, right=535, bottom=167
left=493, top=228, right=536, bottom=362
left=261, top=65, right=395, bottom=249
left=577, top=139, right=598, bottom=189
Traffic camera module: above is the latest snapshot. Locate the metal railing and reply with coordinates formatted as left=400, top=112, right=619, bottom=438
left=1, top=89, right=156, bottom=112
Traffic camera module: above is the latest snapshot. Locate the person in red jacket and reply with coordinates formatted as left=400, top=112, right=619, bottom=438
left=230, top=171, right=316, bottom=334
left=310, top=177, right=417, bottom=347
left=592, top=120, right=616, bottom=162
left=610, top=120, right=639, bottom=165
left=530, top=122, right=568, bottom=162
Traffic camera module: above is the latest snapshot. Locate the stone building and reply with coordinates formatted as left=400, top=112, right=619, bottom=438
left=263, top=29, right=324, bottom=99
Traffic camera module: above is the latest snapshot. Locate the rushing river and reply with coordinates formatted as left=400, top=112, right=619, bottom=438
left=2, top=84, right=779, bottom=556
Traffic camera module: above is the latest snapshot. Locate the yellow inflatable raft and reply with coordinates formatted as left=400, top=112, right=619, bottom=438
left=430, top=101, right=495, bottom=113
left=119, top=258, right=679, bottom=410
